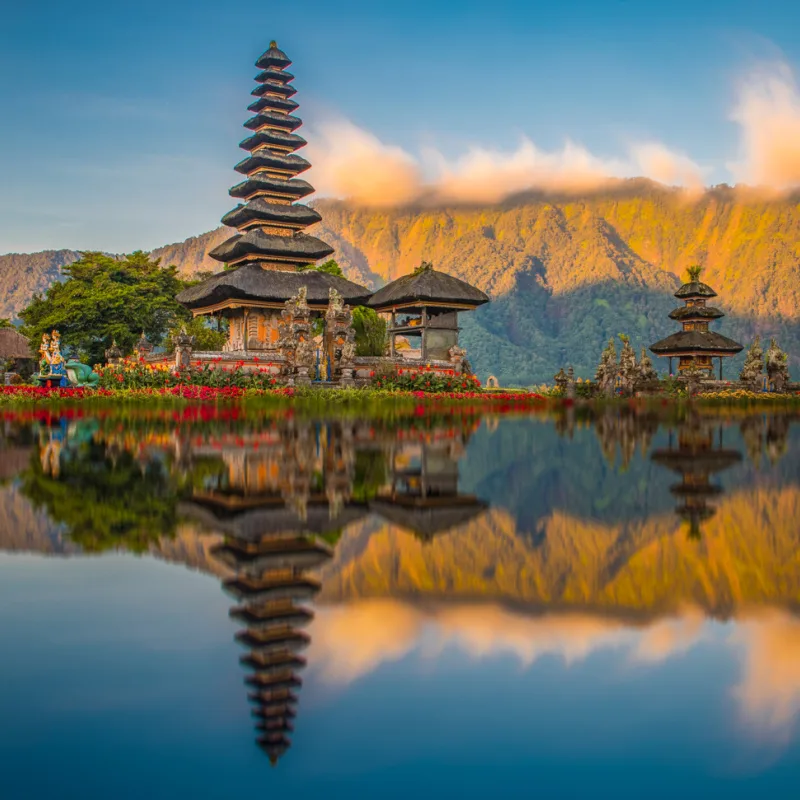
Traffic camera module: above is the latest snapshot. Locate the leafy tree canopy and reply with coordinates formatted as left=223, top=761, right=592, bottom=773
left=352, top=306, right=387, bottom=356
left=164, top=315, right=228, bottom=353
left=19, top=251, right=190, bottom=364
left=300, top=258, right=344, bottom=277
left=0, top=318, right=14, bottom=329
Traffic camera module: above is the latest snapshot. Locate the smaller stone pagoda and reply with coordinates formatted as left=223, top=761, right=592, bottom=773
left=650, top=267, right=743, bottom=378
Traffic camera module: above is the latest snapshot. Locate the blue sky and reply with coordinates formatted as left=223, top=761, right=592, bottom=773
left=2, top=0, right=800, bottom=254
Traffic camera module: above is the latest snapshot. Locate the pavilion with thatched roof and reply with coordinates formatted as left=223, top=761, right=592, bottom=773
left=0, top=328, right=33, bottom=377
left=368, top=262, right=489, bottom=362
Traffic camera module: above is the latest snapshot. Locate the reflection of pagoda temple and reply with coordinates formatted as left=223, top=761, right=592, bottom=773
left=651, top=422, right=741, bottom=539
left=371, top=429, right=487, bottom=541
left=186, top=422, right=369, bottom=764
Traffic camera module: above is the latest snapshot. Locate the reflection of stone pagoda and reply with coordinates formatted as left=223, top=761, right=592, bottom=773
left=184, top=422, right=367, bottom=764
left=650, top=268, right=743, bottom=378
left=651, top=421, right=741, bottom=539
left=176, top=42, right=370, bottom=355
left=370, top=428, right=487, bottom=541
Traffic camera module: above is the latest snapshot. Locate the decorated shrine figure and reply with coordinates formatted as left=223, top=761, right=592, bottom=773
left=35, top=329, right=100, bottom=388
left=38, top=333, right=52, bottom=374
left=35, top=330, right=67, bottom=387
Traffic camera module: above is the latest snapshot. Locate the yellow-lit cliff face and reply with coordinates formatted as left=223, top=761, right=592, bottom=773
left=317, top=485, right=800, bottom=618
left=150, top=183, right=800, bottom=382
left=313, top=185, right=800, bottom=383
left=3, top=181, right=800, bottom=380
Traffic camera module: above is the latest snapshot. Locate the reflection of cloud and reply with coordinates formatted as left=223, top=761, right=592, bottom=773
left=311, top=601, right=800, bottom=743
left=308, top=601, right=707, bottom=686
left=308, top=600, right=423, bottom=683
left=631, top=608, right=706, bottom=664
left=731, top=610, right=800, bottom=741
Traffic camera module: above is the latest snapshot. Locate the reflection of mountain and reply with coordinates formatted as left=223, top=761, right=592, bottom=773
left=318, top=483, right=800, bottom=619
left=1, top=413, right=799, bottom=623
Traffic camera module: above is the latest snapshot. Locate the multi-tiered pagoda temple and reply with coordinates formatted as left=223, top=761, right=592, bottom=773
left=650, top=268, right=743, bottom=378
left=176, top=42, right=370, bottom=354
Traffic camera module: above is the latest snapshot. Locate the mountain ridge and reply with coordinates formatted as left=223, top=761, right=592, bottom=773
left=3, top=182, right=800, bottom=383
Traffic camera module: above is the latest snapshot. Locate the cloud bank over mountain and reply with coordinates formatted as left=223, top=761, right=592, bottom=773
left=308, top=61, right=800, bottom=205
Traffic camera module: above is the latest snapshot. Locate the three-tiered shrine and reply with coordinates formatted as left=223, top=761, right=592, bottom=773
left=649, top=268, right=743, bottom=378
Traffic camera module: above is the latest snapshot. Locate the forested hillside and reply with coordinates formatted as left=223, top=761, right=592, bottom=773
left=4, top=181, right=800, bottom=383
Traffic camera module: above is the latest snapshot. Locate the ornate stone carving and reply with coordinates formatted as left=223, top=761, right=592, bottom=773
left=105, top=339, right=123, bottom=365
left=325, top=287, right=354, bottom=381
left=448, top=344, right=467, bottom=372
left=277, top=287, right=313, bottom=385
left=174, top=326, right=196, bottom=370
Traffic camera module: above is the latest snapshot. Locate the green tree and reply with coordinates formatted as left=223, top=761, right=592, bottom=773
left=0, top=318, right=14, bottom=328
left=19, top=251, right=189, bottom=364
left=686, top=265, right=703, bottom=282
left=20, top=432, right=178, bottom=553
left=352, top=306, right=387, bottom=356
left=300, top=258, right=344, bottom=276
left=164, top=315, right=228, bottom=353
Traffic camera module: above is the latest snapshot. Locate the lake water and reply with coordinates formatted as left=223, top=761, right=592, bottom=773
left=1, top=405, right=800, bottom=798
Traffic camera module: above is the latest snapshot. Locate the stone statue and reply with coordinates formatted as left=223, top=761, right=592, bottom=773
left=38, top=333, right=52, bottom=374
left=327, top=287, right=345, bottom=315
left=105, top=339, right=123, bottom=365
left=594, top=338, right=618, bottom=396
left=553, top=367, right=568, bottom=393
left=340, top=330, right=357, bottom=367
left=766, top=338, right=790, bottom=392
left=174, top=326, right=196, bottom=370
left=34, top=329, right=99, bottom=387
left=448, top=344, right=467, bottom=372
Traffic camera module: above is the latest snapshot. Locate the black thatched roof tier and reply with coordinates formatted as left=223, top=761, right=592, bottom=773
left=234, top=150, right=310, bottom=176
left=240, top=130, right=307, bottom=153
left=235, top=630, right=311, bottom=655
left=368, top=266, right=490, bottom=309
left=176, top=263, right=372, bottom=309
left=245, top=674, right=302, bottom=692
left=0, top=328, right=33, bottom=359
left=668, top=305, right=725, bottom=321
left=370, top=498, right=488, bottom=539
left=222, top=574, right=321, bottom=604
left=674, top=281, right=718, bottom=299
left=652, top=449, right=742, bottom=471
left=255, top=67, right=294, bottom=85
left=252, top=77, right=296, bottom=98
left=244, top=111, right=302, bottom=133
left=231, top=605, right=313, bottom=629
left=207, top=230, right=333, bottom=265
left=256, top=42, right=291, bottom=70
left=211, top=538, right=333, bottom=574
left=248, top=96, right=299, bottom=115
left=650, top=330, right=743, bottom=355
left=221, top=200, right=321, bottom=230
left=229, top=174, right=314, bottom=201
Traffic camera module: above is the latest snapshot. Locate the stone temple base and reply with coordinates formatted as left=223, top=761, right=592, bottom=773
left=141, top=352, right=466, bottom=386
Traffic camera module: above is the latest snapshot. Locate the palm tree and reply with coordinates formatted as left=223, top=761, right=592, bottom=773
left=686, top=265, right=703, bottom=283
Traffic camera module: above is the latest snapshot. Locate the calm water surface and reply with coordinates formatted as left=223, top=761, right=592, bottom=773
left=1, top=406, right=800, bottom=798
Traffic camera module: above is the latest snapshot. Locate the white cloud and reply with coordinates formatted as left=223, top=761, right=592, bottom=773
left=728, top=61, right=800, bottom=189
left=306, top=118, right=706, bottom=206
